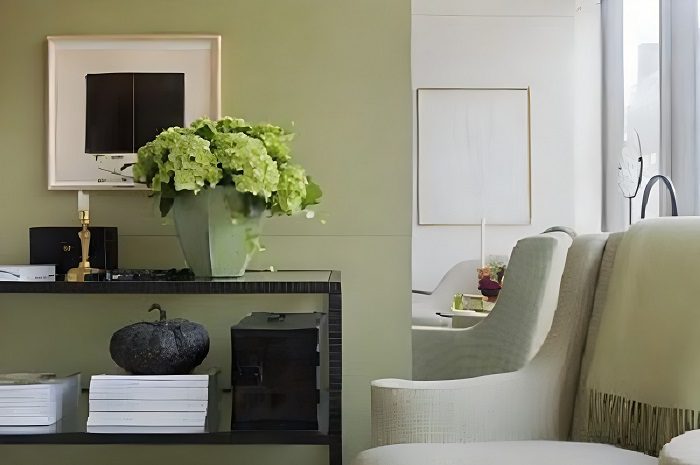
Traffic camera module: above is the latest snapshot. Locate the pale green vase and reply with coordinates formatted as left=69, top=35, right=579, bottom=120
left=172, top=187, right=264, bottom=278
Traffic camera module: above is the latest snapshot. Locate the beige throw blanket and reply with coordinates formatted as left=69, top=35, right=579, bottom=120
left=582, top=217, right=700, bottom=455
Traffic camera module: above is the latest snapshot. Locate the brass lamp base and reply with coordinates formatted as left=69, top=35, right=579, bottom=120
left=65, top=264, right=104, bottom=282
left=66, top=205, right=105, bottom=283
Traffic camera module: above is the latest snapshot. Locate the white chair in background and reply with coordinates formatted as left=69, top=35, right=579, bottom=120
left=412, top=230, right=573, bottom=381
left=411, top=260, right=481, bottom=327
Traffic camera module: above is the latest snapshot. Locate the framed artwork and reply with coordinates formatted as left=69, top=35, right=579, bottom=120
left=47, top=35, right=221, bottom=190
left=416, top=87, right=532, bottom=225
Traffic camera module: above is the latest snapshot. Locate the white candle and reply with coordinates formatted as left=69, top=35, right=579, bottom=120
left=77, top=190, right=89, bottom=212
left=480, top=217, right=486, bottom=267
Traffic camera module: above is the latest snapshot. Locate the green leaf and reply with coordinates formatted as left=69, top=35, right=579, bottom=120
left=303, top=178, right=323, bottom=208
left=190, top=117, right=218, bottom=141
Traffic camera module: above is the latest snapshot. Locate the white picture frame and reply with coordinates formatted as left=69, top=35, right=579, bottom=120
left=417, top=87, right=532, bottom=225
left=47, top=35, right=221, bottom=190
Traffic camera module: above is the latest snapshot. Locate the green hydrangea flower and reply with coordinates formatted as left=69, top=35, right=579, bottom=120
left=247, top=124, right=294, bottom=163
left=133, top=117, right=322, bottom=218
left=134, top=127, right=221, bottom=193
left=276, top=164, right=308, bottom=214
left=212, top=132, right=279, bottom=198
left=216, top=116, right=249, bottom=134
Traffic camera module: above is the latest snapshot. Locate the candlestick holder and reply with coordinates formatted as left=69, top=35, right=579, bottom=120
left=65, top=209, right=105, bottom=282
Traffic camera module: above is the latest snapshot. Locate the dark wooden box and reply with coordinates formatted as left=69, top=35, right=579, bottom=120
left=231, top=313, right=321, bottom=430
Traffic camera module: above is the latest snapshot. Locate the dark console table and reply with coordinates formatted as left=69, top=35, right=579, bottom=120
left=0, top=270, right=343, bottom=465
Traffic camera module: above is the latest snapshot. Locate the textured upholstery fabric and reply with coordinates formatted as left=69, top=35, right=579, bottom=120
left=412, top=231, right=573, bottom=381
left=371, top=235, right=608, bottom=447
left=353, top=441, right=654, bottom=465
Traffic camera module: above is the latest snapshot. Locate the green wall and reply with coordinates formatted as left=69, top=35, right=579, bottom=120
left=0, top=0, right=412, bottom=463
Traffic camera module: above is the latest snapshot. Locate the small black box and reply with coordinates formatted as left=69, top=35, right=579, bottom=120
left=29, top=227, right=118, bottom=275
left=231, top=313, right=322, bottom=430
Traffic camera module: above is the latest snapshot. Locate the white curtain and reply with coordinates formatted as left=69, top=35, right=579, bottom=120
left=602, top=0, right=626, bottom=231
left=661, top=0, right=700, bottom=216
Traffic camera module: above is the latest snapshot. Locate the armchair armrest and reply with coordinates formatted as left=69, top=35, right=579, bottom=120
left=660, top=430, right=700, bottom=465
left=371, top=364, right=566, bottom=447
left=412, top=326, right=487, bottom=380
left=413, top=315, right=525, bottom=380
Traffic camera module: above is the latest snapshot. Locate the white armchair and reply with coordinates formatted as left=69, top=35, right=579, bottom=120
left=353, top=233, right=685, bottom=465
left=412, top=230, right=573, bottom=380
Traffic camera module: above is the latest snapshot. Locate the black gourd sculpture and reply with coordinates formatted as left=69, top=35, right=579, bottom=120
left=110, top=304, right=210, bottom=375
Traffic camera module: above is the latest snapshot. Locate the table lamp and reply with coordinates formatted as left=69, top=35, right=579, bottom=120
left=66, top=191, right=104, bottom=282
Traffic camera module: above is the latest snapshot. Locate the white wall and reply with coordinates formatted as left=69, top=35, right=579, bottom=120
left=412, top=0, right=584, bottom=291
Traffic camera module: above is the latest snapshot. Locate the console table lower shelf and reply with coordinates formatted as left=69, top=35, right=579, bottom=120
left=0, top=270, right=343, bottom=465
left=0, top=391, right=331, bottom=445
left=0, top=427, right=331, bottom=445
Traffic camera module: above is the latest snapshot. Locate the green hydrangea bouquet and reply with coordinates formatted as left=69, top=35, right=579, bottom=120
left=132, top=116, right=322, bottom=277
left=133, top=116, right=322, bottom=217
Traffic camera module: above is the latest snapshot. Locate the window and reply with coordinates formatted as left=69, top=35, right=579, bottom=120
left=622, top=0, right=660, bottom=223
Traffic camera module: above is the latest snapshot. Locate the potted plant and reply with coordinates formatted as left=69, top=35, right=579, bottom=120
left=133, top=117, right=322, bottom=277
left=478, top=260, right=506, bottom=301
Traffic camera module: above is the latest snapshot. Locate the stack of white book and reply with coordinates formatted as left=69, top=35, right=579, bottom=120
left=87, top=374, right=214, bottom=433
left=0, top=373, right=80, bottom=431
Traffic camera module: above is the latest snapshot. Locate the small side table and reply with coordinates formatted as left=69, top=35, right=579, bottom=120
left=451, top=310, right=489, bottom=328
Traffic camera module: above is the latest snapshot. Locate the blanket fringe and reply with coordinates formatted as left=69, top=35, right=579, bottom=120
left=586, top=389, right=700, bottom=456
